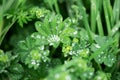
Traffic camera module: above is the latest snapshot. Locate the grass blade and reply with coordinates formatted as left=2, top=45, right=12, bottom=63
left=96, top=12, right=104, bottom=36
left=91, top=0, right=97, bottom=32
left=77, top=0, right=93, bottom=43
left=103, top=0, right=111, bottom=36
left=113, top=0, right=120, bottom=24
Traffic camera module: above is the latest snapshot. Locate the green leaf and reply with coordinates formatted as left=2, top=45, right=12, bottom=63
left=46, top=58, right=94, bottom=80
left=8, top=63, right=24, bottom=74
left=94, top=71, right=108, bottom=80
left=17, top=32, right=50, bottom=69
left=90, top=36, right=117, bottom=67
left=35, top=21, right=48, bottom=37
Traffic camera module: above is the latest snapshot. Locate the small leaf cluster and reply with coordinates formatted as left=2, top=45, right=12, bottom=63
left=0, top=50, right=24, bottom=80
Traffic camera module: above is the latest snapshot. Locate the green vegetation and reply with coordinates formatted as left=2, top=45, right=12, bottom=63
left=0, top=0, right=120, bottom=80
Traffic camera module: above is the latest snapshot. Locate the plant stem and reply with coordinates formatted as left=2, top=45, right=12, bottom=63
left=103, top=0, right=111, bottom=36
left=0, top=19, right=17, bottom=46
left=91, top=0, right=97, bottom=33
left=54, top=0, right=60, bottom=14
left=97, top=12, right=104, bottom=36
left=97, top=63, right=102, bottom=71
left=0, top=14, right=3, bottom=38
left=77, top=0, right=93, bottom=43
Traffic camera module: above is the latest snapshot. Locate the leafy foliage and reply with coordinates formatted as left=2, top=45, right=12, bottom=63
left=35, top=13, right=77, bottom=48
left=45, top=57, right=94, bottom=80
left=91, top=36, right=117, bottom=67
left=17, top=32, right=50, bottom=69
left=0, top=0, right=120, bottom=80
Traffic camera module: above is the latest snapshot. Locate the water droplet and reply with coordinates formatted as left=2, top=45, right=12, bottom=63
left=108, top=55, right=110, bottom=58
left=97, top=76, right=102, bottom=80
left=82, top=7, right=86, bottom=11
left=78, top=63, right=82, bottom=67
left=65, top=24, right=69, bottom=27
left=36, top=35, right=41, bottom=38
left=91, top=2, right=96, bottom=8
left=72, top=18, right=76, bottom=23
left=19, top=40, right=25, bottom=43
left=39, top=46, right=44, bottom=50
left=111, top=58, right=114, bottom=61
left=36, top=63, right=40, bottom=66
left=104, top=56, right=106, bottom=59
left=79, top=16, right=83, bottom=20
left=48, top=35, right=60, bottom=44
left=95, top=44, right=100, bottom=48
left=73, top=31, right=78, bottom=35
left=42, top=36, right=45, bottom=39
left=31, top=34, right=35, bottom=38
left=98, top=55, right=101, bottom=58
left=101, top=52, right=104, bottom=54
left=89, top=72, right=93, bottom=76
left=98, top=59, right=101, bottom=62
left=43, top=51, right=49, bottom=56
left=77, top=50, right=82, bottom=54
left=31, top=60, right=36, bottom=65
left=107, top=64, right=111, bottom=67
left=36, top=60, right=40, bottom=63
left=106, top=15, right=108, bottom=18
left=43, top=59, right=47, bottom=62
left=116, top=8, right=119, bottom=12
left=65, top=75, right=71, bottom=80
left=69, top=51, right=73, bottom=55
left=83, top=73, right=87, bottom=77
left=59, top=31, right=62, bottom=34
left=55, top=74, right=60, bottom=79
left=112, top=27, right=118, bottom=33
left=72, top=43, right=75, bottom=47
left=86, top=49, right=89, bottom=54
left=70, top=68, right=75, bottom=72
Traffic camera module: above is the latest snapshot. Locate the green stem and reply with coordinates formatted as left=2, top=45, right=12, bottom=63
left=91, top=0, right=97, bottom=33
left=77, top=0, right=93, bottom=43
left=54, top=0, right=60, bottom=14
left=97, top=63, right=102, bottom=71
left=97, top=12, right=104, bottom=36
left=0, top=15, right=3, bottom=38
left=51, top=47, right=56, bottom=55
left=103, top=0, right=111, bottom=36
left=0, top=19, right=17, bottom=46
left=113, top=0, right=120, bottom=24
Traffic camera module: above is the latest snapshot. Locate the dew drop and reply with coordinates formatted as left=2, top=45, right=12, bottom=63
left=31, top=34, right=35, bottom=38
left=72, top=18, right=76, bottom=23
left=95, top=44, right=101, bottom=48
left=89, top=72, right=93, bottom=76
left=39, top=46, right=44, bottom=50
left=73, top=31, right=78, bottom=35
left=55, top=73, right=60, bottom=79
left=69, top=51, right=73, bottom=55
left=116, top=8, right=119, bottom=12
left=31, top=60, right=36, bottom=65
left=65, top=75, right=71, bottom=80
left=98, top=59, right=101, bottom=62
left=43, top=59, right=47, bottom=62
left=36, top=35, right=41, bottom=38
left=78, top=63, right=82, bottom=67
left=70, top=68, right=75, bottom=72
left=112, top=27, right=118, bottom=33
left=79, top=16, right=83, bottom=20
left=98, top=55, right=101, bottom=58
left=97, top=76, right=102, bottom=80
left=36, top=63, right=40, bottom=66
left=111, top=58, right=114, bottom=61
